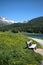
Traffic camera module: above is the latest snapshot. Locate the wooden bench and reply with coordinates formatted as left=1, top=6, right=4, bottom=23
left=26, top=40, right=36, bottom=50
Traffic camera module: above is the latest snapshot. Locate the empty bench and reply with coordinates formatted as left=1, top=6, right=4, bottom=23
left=26, top=40, right=36, bottom=50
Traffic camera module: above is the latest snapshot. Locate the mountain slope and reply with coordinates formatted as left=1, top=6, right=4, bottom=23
left=0, top=16, right=43, bottom=33
left=5, top=16, right=43, bottom=28
left=0, top=17, right=14, bottom=26
left=28, top=16, right=43, bottom=26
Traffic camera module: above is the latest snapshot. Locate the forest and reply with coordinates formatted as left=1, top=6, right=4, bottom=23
left=0, top=16, right=43, bottom=33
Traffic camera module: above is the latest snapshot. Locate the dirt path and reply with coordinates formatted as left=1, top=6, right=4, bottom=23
left=34, top=49, right=43, bottom=65
left=31, top=38, right=43, bottom=55
left=31, top=38, right=43, bottom=46
left=34, top=49, right=43, bottom=56
left=40, top=61, right=43, bottom=65
left=31, top=38, right=43, bottom=65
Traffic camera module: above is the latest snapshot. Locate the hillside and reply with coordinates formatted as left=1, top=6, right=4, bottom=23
left=0, top=32, right=42, bottom=65
left=28, top=16, right=43, bottom=26
left=0, top=16, right=43, bottom=33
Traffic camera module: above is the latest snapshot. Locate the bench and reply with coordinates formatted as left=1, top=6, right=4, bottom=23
left=26, top=40, right=36, bottom=50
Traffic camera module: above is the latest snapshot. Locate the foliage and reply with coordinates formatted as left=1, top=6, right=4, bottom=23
left=11, top=29, right=18, bottom=33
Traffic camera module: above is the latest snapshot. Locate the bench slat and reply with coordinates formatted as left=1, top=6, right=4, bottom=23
left=29, top=44, right=36, bottom=48
left=26, top=40, right=37, bottom=49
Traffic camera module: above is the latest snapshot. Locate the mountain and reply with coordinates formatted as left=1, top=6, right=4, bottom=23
left=27, top=16, right=43, bottom=26
left=0, top=16, right=14, bottom=26
left=0, top=16, right=43, bottom=33
left=4, top=16, right=43, bottom=28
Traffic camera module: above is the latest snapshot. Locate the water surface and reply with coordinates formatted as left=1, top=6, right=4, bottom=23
left=24, top=33, right=43, bottom=39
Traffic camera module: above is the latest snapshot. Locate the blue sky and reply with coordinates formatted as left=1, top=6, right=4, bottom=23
left=0, top=0, right=43, bottom=22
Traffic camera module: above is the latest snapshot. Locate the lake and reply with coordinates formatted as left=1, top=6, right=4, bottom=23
left=24, top=33, right=43, bottom=39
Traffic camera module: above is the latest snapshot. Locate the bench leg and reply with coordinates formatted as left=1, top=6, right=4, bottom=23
left=35, top=47, right=37, bottom=50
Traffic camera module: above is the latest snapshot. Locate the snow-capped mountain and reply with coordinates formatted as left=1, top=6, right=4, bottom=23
left=0, top=16, right=14, bottom=26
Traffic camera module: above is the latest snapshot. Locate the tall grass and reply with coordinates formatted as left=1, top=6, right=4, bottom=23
left=0, top=32, right=42, bottom=65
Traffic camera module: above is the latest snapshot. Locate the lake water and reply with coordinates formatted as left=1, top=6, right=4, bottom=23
left=24, top=33, right=43, bottom=39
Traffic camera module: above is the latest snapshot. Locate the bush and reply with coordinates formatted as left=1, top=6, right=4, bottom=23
left=11, top=29, right=18, bottom=33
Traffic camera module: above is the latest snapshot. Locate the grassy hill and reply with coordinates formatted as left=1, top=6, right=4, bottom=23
left=0, top=32, right=42, bottom=65
left=0, top=16, right=43, bottom=33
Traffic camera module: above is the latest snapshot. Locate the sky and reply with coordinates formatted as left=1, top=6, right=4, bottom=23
left=0, top=0, right=43, bottom=23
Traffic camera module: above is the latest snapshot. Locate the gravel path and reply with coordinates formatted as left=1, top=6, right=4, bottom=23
left=31, top=38, right=43, bottom=46
left=34, top=49, right=43, bottom=55
left=40, top=61, right=43, bottom=65
left=31, top=38, right=43, bottom=65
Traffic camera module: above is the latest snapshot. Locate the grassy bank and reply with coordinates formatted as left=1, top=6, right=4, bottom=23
left=0, top=32, right=42, bottom=65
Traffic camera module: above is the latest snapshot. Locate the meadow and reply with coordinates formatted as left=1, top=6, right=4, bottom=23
left=0, top=32, right=42, bottom=65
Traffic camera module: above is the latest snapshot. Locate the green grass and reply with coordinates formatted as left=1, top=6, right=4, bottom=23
left=0, top=32, right=42, bottom=65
